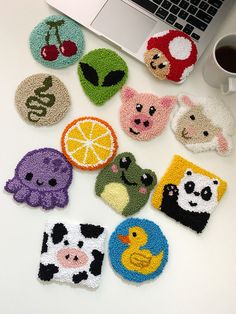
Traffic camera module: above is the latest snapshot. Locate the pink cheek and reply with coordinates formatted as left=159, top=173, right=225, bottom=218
left=139, top=187, right=147, bottom=194
left=111, top=164, right=118, bottom=173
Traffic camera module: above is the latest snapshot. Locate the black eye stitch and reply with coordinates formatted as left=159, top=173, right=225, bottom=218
left=141, top=173, right=153, bottom=187
left=201, top=186, right=212, bottom=201
left=190, top=115, right=195, bottom=120
left=48, top=179, right=57, bottom=187
left=184, top=181, right=195, bottom=194
left=132, top=232, right=137, bottom=237
left=136, top=103, right=143, bottom=112
left=158, top=63, right=166, bottom=69
left=25, top=172, right=33, bottom=181
left=149, top=106, right=156, bottom=116
left=78, top=241, right=83, bottom=248
left=119, top=156, right=132, bottom=170
left=64, top=240, right=69, bottom=245
left=153, top=54, right=160, bottom=60
left=203, top=131, right=209, bottom=137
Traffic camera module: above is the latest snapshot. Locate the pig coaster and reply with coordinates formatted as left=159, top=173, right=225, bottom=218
left=144, top=30, right=197, bottom=84
left=171, top=93, right=235, bottom=156
left=4, top=148, right=73, bottom=210
left=38, top=222, right=106, bottom=288
left=78, top=48, right=128, bottom=105
left=152, top=155, right=227, bottom=233
left=120, top=86, right=176, bottom=141
left=95, top=152, right=157, bottom=216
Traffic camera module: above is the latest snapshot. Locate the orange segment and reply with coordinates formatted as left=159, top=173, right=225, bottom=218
left=79, top=121, right=93, bottom=139
left=86, top=147, right=99, bottom=165
left=67, top=127, right=85, bottom=141
left=93, top=145, right=111, bottom=161
left=94, top=134, right=112, bottom=148
left=66, top=139, right=84, bottom=152
left=71, top=146, right=87, bottom=164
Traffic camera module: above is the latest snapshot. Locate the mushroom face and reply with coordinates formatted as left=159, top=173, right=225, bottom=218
left=144, top=48, right=170, bottom=80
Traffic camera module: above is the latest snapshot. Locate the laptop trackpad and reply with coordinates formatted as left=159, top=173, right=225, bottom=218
left=91, top=0, right=156, bottom=52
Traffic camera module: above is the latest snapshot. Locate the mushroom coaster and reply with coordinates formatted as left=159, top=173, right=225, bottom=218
left=109, top=218, right=168, bottom=283
left=95, top=152, right=157, bottom=216
left=15, top=74, right=70, bottom=126
left=144, top=30, right=197, bottom=84
left=78, top=48, right=128, bottom=105
left=4, top=148, right=73, bottom=210
left=152, top=155, right=227, bottom=233
left=38, top=221, right=106, bottom=288
left=171, top=93, right=235, bottom=156
left=29, top=15, right=84, bottom=69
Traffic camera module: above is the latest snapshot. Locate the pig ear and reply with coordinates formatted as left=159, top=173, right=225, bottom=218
left=160, top=96, right=176, bottom=110
left=121, top=86, right=137, bottom=102
left=216, top=132, right=232, bottom=156
left=178, top=94, right=195, bottom=107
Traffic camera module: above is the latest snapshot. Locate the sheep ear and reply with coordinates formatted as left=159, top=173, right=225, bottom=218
left=160, top=96, right=176, bottom=110
left=121, top=86, right=137, bottom=102
left=178, top=94, right=195, bottom=107
left=216, top=132, right=232, bottom=156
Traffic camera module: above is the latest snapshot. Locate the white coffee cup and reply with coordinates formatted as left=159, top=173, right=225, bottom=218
left=202, top=33, right=236, bottom=95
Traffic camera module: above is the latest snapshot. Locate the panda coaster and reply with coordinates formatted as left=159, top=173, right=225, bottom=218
left=152, top=155, right=227, bottom=233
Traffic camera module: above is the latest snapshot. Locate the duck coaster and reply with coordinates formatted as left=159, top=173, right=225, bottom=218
left=29, top=15, right=84, bottom=69
left=15, top=74, right=70, bottom=126
left=120, top=86, right=176, bottom=141
left=171, top=93, right=235, bottom=156
left=144, top=30, right=197, bottom=84
left=4, top=148, right=73, bottom=210
left=78, top=48, right=128, bottom=105
left=38, top=221, right=106, bottom=288
left=109, top=218, right=168, bottom=283
left=152, top=155, right=227, bottom=233
left=95, top=152, right=157, bottom=216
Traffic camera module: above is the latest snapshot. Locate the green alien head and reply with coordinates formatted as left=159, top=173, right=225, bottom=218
left=78, top=48, right=128, bottom=106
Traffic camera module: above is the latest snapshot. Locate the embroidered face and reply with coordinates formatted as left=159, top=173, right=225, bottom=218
left=144, top=48, right=170, bottom=80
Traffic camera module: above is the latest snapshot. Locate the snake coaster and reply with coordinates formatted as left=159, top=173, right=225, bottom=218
left=15, top=74, right=70, bottom=126
left=29, top=15, right=84, bottom=69
left=152, top=155, right=227, bottom=233
left=109, top=218, right=168, bottom=283
left=78, top=48, right=128, bottom=105
left=38, top=221, right=106, bottom=288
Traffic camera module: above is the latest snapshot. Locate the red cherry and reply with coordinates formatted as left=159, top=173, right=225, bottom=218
left=59, top=40, right=77, bottom=57
left=41, top=44, right=59, bottom=61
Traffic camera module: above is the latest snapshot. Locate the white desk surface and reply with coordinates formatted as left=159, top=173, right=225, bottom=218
left=1, top=1, right=236, bottom=314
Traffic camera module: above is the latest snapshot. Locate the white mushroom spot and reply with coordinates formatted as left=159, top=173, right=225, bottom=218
left=169, top=37, right=192, bottom=60
left=152, top=30, right=170, bottom=39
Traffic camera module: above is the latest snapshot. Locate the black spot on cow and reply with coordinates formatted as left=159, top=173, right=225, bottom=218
left=51, top=223, right=68, bottom=244
left=38, top=263, right=59, bottom=281
left=41, top=232, right=48, bottom=254
left=80, top=224, right=104, bottom=238
left=89, top=249, right=104, bottom=276
left=72, top=271, right=88, bottom=284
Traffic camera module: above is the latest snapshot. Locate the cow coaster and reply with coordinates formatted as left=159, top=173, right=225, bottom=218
left=152, top=155, right=227, bottom=233
left=78, top=48, right=128, bottom=105
left=120, top=86, right=176, bottom=141
left=15, top=74, right=70, bottom=126
left=109, top=218, right=168, bottom=283
left=95, top=152, right=157, bottom=216
left=171, top=93, right=235, bottom=156
left=144, top=30, right=197, bottom=83
left=38, top=221, right=106, bottom=288
left=5, top=148, right=73, bottom=210
left=29, top=15, right=84, bottom=68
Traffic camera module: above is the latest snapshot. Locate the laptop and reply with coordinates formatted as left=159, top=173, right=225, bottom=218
left=46, top=0, right=234, bottom=61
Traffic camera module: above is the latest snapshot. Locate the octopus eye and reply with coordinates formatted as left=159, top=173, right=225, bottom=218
left=25, top=172, right=33, bottom=181
left=48, top=178, right=57, bottom=187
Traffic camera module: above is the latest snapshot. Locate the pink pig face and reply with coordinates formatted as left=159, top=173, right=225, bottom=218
left=120, top=86, right=176, bottom=141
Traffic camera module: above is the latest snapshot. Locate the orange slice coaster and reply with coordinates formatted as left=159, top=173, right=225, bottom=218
left=61, top=117, right=118, bottom=170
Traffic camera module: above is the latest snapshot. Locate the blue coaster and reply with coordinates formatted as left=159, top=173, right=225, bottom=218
left=29, top=15, right=85, bottom=69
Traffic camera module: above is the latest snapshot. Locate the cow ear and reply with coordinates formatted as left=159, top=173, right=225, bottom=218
left=80, top=224, right=104, bottom=238
left=51, top=223, right=68, bottom=244
left=216, top=132, right=232, bottom=156
left=121, top=86, right=137, bottom=102
left=178, top=94, right=195, bottom=107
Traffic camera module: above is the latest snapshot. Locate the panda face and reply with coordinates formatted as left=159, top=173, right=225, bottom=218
left=177, top=169, right=219, bottom=213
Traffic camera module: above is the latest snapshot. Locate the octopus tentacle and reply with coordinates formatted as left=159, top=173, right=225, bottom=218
left=5, top=178, right=22, bottom=193
left=41, top=192, right=55, bottom=210
left=26, top=191, right=41, bottom=207
left=14, top=186, right=31, bottom=202
left=53, top=190, right=68, bottom=208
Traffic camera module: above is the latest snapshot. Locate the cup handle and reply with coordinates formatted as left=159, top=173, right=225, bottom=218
left=221, top=77, right=236, bottom=95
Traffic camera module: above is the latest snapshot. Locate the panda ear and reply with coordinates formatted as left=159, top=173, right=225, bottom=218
left=213, top=179, right=219, bottom=185
left=185, top=168, right=193, bottom=176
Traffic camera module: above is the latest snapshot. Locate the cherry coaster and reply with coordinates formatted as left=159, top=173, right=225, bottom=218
left=29, top=15, right=84, bottom=69
left=15, top=74, right=70, bottom=126
left=38, top=221, right=106, bottom=288
left=152, top=155, right=227, bottom=233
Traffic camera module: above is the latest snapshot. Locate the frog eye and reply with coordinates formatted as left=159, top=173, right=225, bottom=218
left=149, top=106, right=156, bottom=116
left=141, top=173, right=153, bottom=186
left=136, top=103, right=143, bottom=112
left=119, top=156, right=132, bottom=170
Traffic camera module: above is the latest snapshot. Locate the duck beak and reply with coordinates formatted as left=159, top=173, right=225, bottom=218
left=118, top=234, right=130, bottom=244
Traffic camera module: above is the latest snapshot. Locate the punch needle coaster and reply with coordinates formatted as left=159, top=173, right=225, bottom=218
left=29, top=15, right=84, bottom=68
left=78, top=48, right=128, bottom=105
left=4, top=148, right=73, bottom=210
left=109, top=218, right=168, bottom=283
left=152, top=155, right=227, bottom=233
left=144, top=30, right=197, bottom=83
left=61, top=117, right=118, bottom=170
left=15, top=74, right=70, bottom=126
left=38, top=221, right=106, bottom=288
left=95, top=152, right=157, bottom=216
left=120, top=86, right=176, bottom=141
left=171, top=93, right=235, bottom=155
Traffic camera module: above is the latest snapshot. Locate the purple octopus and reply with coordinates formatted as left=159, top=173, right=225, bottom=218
left=5, top=148, right=73, bottom=210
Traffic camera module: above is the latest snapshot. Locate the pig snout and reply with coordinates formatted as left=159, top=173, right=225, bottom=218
left=131, top=114, right=153, bottom=131
left=57, top=248, right=88, bottom=268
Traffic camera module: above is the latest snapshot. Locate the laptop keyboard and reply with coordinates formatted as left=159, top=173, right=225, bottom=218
left=129, top=0, right=224, bottom=41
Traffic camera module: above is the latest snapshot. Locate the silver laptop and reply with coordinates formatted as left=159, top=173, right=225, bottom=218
left=46, top=0, right=234, bottom=61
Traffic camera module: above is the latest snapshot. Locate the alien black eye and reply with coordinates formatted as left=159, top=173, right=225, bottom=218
left=136, top=103, right=143, bottom=112
left=119, top=156, right=132, bottom=170
left=48, top=179, right=57, bottom=187
left=184, top=181, right=195, bottom=194
left=141, top=173, right=153, bottom=187
left=153, top=54, right=159, bottom=60
left=149, top=106, right=156, bottom=116
left=201, top=186, right=212, bottom=201
left=190, top=115, right=195, bottom=120
left=78, top=241, right=83, bottom=248
left=25, top=172, right=33, bottom=181
left=132, top=232, right=137, bottom=237
left=64, top=240, right=69, bottom=245
left=203, top=131, right=209, bottom=137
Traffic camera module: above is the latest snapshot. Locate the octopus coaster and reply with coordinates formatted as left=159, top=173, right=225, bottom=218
left=144, top=30, right=197, bottom=83
left=152, top=155, right=227, bottom=233
left=29, top=15, right=84, bottom=69
left=38, top=221, right=106, bottom=288
left=171, top=93, right=235, bottom=156
left=120, top=86, right=176, bottom=141
left=109, top=218, right=168, bottom=283
left=95, top=152, right=157, bottom=216
left=78, top=48, right=128, bottom=105
left=15, top=74, right=70, bottom=126
left=5, top=148, right=73, bottom=210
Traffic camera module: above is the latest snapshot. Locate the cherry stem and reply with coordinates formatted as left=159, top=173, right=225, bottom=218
left=45, top=20, right=65, bottom=46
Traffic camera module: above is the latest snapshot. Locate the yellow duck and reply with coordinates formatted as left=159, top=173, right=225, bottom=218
left=118, top=226, right=164, bottom=275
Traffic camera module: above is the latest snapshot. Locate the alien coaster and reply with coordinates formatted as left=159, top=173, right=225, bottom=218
left=5, top=148, right=73, bottom=210
left=171, top=93, right=235, bottom=156
left=38, top=221, right=106, bottom=288
left=144, top=30, right=197, bottom=84
left=78, top=48, right=128, bottom=105
left=109, top=218, right=168, bottom=283
left=152, top=155, right=227, bottom=233
left=95, top=152, right=157, bottom=216
left=120, top=86, right=176, bottom=141
left=29, top=15, right=84, bottom=69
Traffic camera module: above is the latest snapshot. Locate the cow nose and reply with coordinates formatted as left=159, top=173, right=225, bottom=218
left=134, top=119, right=141, bottom=125
left=143, top=120, right=149, bottom=128
left=194, top=191, right=200, bottom=196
